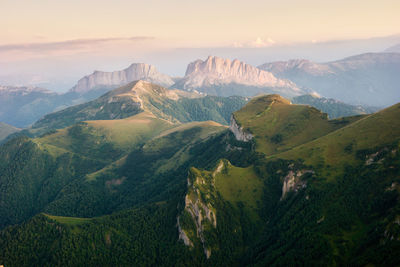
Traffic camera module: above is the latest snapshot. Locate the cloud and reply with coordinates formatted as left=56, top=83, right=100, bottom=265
left=233, top=37, right=276, bottom=48
left=0, top=36, right=154, bottom=52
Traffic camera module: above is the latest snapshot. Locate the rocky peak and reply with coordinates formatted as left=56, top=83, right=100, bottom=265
left=179, top=56, right=300, bottom=92
left=70, top=63, right=174, bottom=94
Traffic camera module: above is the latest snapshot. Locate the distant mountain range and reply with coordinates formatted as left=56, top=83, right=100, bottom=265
left=0, top=85, right=70, bottom=128
left=1, top=52, right=399, bottom=130
left=258, top=53, right=400, bottom=106
left=385, top=43, right=400, bottom=52
left=292, top=94, right=379, bottom=119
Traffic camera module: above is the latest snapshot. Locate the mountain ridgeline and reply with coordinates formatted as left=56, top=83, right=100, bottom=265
left=292, top=94, right=379, bottom=119
left=2, top=52, right=399, bottom=129
left=29, top=80, right=247, bottom=135
left=259, top=53, right=400, bottom=106
left=0, top=63, right=175, bottom=128
left=0, top=83, right=399, bottom=267
left=174, top=55, right=303, bottom=97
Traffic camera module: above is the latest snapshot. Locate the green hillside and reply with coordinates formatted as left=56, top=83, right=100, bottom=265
left=30, top=80, right=247, bottom=135
left=276, top=103, right=400, bottom=174
left=0, top=122, right=20, bottom=142
left=0, top=93, right=399, bottom=266
left=232, top=94, right=363, bottom=155
left=35, top=112, right=175, bottom=162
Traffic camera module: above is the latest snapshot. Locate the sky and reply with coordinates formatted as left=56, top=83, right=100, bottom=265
left=1, top=0, right=399, bottom=91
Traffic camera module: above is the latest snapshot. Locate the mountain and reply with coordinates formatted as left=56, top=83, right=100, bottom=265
left=0, top=122, right=19, bottom=142
left=0, top=64, right=174, bottom=128
left=258, top=53, right=400, bottom=106
left=0, top=93, right=399, bottom=266
left=229, top=94, right=364, bottom=154
left=0, top=86, right=71, bottom=128
left=385, top=43, right=400, bottom=52
left=30, top=80, right=247, bottom=135
left=69, top=63, right=174, bottom=94
left=174, top=56, right=303, bottom=97
left=293, top=94, right=379, bottom=119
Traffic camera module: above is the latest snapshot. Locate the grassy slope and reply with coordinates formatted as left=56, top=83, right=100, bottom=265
left=43, top=213, right=92, bottom=225
left=275, top=103, right=400, bottom=171
left=213, top=160, right=263, bottom=219
left=83, top=121, right=225, bottom=182
left=0, top=122, right=20, bottom=142
left=0, top=136, right=104, bottom=229
left=30, top=81, right=247, bottom=136
left=35, top=112, right=175, bottom=162
left=41, top=121, right=227, bottom=218
left=233, top=94, right=363, bottom=155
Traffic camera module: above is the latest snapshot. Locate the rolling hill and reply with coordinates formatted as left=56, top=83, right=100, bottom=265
left=30, top=80, right=247, bottom=135
left=0, top=92, right=399, bottom=266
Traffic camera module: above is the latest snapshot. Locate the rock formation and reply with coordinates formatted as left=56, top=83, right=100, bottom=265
left=229, top=115, right=253, bottom=142
left=70, top=63, right=174, bottom=94
left=174, top=56, right=301, bottom=97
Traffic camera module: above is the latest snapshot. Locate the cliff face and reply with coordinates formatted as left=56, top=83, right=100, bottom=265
left=70, top=63, right=174, bottom=94
left=175, top=56, right=301, bottom=97
left=229, top=115, right=253, bottom=142
left=177, top=167, right=218, bottom=259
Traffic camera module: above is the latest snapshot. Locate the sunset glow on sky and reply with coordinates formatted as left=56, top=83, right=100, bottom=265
left=1, top=0, right=399, bottom=90
left=2, top=0, right=399, bottom=46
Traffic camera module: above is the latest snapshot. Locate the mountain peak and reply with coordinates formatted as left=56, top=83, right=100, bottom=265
left=176, top=56, right=301, bottom=97
left=70, top=63, right=174, bottom=94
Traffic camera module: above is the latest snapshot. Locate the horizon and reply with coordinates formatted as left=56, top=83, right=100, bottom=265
left=1, top=0, right=399, bottom=91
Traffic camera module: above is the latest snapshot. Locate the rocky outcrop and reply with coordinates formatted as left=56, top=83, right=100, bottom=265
left=177, top=217, right=193, bottom=247
left=70, top=63, right=174, bottom=94
left=229, top=115, right=253, bottom=142
left=178, top=167, right=219, bottom=259
left=175, top=56, right=301, bottom=97
left=281, top=165, right=313, bottom=200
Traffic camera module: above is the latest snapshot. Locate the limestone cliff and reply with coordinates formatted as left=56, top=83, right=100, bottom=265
left=177, top=165, right=220, bottom=259
left=280, top=164, right=313, bottom=200
left=175, top=56, right=302, bottom=97
left=70, top=63, right=174, bottom=94
left=229, top=115, right=253, bottom=142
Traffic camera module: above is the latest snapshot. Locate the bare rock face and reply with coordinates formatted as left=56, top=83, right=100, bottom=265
left=280, top=166, right=313, bottom=200
left=176, top=56, right=301, bottom=97
left=229, top=115, right=253, bottom=142
left=178, top=166, right=219, bottom=259
left=70, top=63, right=174, bottom=94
